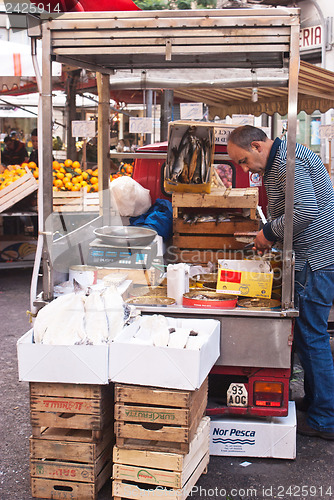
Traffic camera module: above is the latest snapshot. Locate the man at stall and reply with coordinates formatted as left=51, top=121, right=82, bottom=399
left=227, top=125, right=334, bottom=441
left=2, top=134, right=29, bottom=166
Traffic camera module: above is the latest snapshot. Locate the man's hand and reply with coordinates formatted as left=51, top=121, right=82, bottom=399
left=253, top=229, right=274, bottom=255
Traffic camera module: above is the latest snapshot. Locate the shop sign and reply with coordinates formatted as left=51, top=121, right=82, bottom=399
left=300, top=25, right=322, bottom=51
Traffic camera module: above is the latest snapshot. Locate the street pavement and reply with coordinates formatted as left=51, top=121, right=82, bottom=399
left=0, top=268, right=333, bottom=500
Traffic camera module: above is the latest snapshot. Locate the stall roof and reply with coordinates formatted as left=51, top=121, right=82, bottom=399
left=36, top=8, right=334, bottom=117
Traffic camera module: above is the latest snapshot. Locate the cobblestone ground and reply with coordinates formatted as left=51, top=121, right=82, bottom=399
left=0, top=268, right=333, bottom=500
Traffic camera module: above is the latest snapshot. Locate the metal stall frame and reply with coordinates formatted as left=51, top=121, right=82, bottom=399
left=32, top=7, right=299, bottom=316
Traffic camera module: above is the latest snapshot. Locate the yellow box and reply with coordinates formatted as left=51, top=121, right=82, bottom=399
left=216, top=259, right=273, bottom=299
left=164, top=121, right=215, bottom=194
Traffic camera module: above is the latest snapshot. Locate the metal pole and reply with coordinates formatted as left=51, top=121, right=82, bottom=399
left=97, top=73, right=111, bottom=225
left=145, top=89, right=153, bottom=145
left=41, top=22, right=53, bottom=301
left=282, top=23, right=300, bottom=310
left=161, top=89, right=173, bottom=142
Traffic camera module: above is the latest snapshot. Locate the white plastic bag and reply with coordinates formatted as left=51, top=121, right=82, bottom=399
left=110, top=176, right=151, bottom=216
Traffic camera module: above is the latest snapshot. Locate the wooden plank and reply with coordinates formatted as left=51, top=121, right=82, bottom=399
left=29, top=428, right=114, bottom=462
left=30, top=396, right=101, bottom=414
left=53, top=35, right=291, bottom=47
left=115, top=379, right=207, bottom=408
left=31, top=411, right=105, bottom=431
left=173, top=234, right=249, bottom=250
left=172, top=187, right=258, bottom=209
left=115, top=421, right=189, bottom=444
left=0, top=170, right=38, bottom=214
left=112, top=417, right=210, bottom=472
left=112, top=451, right=209, bottom=500
left=115, top=436, right=190, bottom=455
left=34, top=427, right=104, bottom=443
left=173, top=219, right=259, bottom=234
left=29, top=382, right=107, bottom=399
left=115, top=404, right=191, bottom=426
left=52, top=27, right=292, bottom=40
left=30, top=443, right=113, bottom=483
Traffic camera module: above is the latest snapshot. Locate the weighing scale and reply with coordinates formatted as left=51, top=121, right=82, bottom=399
left=88, top=238, right=158, bottom=268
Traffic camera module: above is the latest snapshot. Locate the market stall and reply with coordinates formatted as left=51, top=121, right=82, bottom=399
left=18, top=7, right=311, bottom=499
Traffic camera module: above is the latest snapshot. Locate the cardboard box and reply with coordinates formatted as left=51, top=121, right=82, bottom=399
left=217, top=259, right=273, bottom=299
left=109, top=317, right=220, bottom=390
left=0, top=237, right=36, bottom=263
left=209, top=401, right=296, bottom=459
left=164, top=121, right=215, bottom=194
left=17, top=329, right=109, bottom=384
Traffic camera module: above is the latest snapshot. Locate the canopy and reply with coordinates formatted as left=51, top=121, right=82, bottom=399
left=107, top=61, right=334, bottom=119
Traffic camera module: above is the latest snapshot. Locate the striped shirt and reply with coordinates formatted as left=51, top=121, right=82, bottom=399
left=262, top=138, right=334, bottom=271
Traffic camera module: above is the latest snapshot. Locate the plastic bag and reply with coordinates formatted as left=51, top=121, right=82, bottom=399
left=110, top=176, right=151, bottom=216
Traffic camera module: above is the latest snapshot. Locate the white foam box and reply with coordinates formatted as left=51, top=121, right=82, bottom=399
left=17, top=329, right=109, bottom=385
left=209, top=401, right=296, bottom=459
left=109, top=317, right=220, bottom=390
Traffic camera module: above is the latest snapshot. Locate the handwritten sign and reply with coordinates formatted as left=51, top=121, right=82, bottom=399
left=319, top=124, right=334, bottom=140
left=129, top=117, right=153, bottom=134
left=71, top=121, right=96, bottom=138
left=180, top=102, right=203, bottom=120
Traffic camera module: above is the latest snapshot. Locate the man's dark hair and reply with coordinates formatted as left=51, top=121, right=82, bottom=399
left=31, top=128, right=38, bottom=137
left=228, top=125, right=268, bottom=151
left=4, top=135, right=12, bottom=144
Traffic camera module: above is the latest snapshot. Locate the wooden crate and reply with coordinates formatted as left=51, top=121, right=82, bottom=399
left=113, top=417, right=210, bottom=489
left=30, top=382, right=114, bottom=441
left=30, top=461, right=110, bottom=500
left=171, top=187, right=259, bottom=265
left=30, top=424, right=114, bottom=499
left=114, top=378, right=208, bottom=454
left=112, top=451, right=209, bottom=500
left=53, top=190, right=99, bottom=212
left=0, top=167, right=38, bottom=213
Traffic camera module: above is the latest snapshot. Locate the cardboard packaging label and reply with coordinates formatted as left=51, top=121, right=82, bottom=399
left=217, top=259, right=273, bottom=299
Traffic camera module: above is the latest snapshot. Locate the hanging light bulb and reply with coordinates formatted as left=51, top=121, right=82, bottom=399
left=252, top=88, right=258, bottom=103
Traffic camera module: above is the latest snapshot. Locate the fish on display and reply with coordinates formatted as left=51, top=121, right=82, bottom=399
left=170, top=126, right=196, bottom=182
left=188, top=137, right=200, bottom=183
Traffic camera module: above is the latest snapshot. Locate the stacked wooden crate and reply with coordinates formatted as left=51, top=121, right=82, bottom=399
left=112, top=378, right=210, bottom=500
left=29, top=382, right=114, bottom=500
left=172, top=187, right=260, bottom=265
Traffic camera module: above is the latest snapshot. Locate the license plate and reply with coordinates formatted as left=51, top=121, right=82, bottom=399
left=227, top=383, right=248, bottom=407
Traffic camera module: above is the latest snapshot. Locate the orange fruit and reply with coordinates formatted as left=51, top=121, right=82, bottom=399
left=64, top=181, right=73, bottom=190
left=80, top=180, right=88, bottom=188
left=33, top=169, right=39, bottom=179
left=92, top=168, right=98, bottom=176
left=64, top=159, right=73, bottom=168
left=73, top=161, right=81, bottom=170
left=82, top=171, right=89, bottom=180
left=71, top=184, right=81, bottom=191
left=21, top=162, right=29, bottom=169
left=53, top=179, right=63, bottom=188
left=28, top=161, right=37, bottom=169
left=90, top=176, right=98, bottom=185
left=65, top=172, right=73, bottom=179
left=53, top=160, right=60, bottom=170
left=56, top=172, right=65, bottom=180
left=72, top=176, right=80, bottom=184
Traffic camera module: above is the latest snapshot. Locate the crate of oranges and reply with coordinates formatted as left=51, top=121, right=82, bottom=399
left=0, top=165, right=38, bottom=214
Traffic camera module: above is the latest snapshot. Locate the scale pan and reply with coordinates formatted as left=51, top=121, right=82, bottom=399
left=93, top=226, right=157, bottom=247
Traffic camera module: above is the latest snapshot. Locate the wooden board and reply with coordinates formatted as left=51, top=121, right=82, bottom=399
left=173, top=219, right=259, bottom=234
left=30, top=460, right=111, bottom=500
left=0, top=168, right=38, bottom=213
left=53, top=190, right=99, bottom=212
left=173, top=234, right=249, bottom=250
left=172, top=187, right=259, bottom=209
left=168, top=249, right=248, bottom=266
left=115, top=378, right=207, bottom=408
left=30, top=428, right=114, bottom=463
left=30, top=382, right=114, bottom=437
left=112, top=417, right=210, bottom=489
left=112, top=452, right=209, bottom=500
